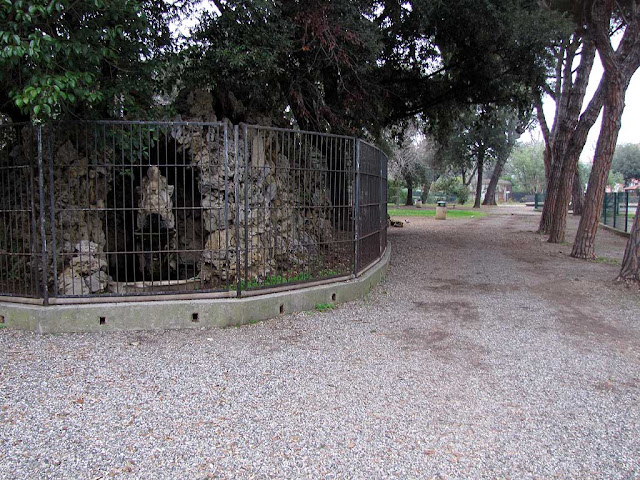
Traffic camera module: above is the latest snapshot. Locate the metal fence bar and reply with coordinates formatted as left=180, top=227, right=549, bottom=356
left=234, top=125, right=242, bottom=298
left=47, top=127, right=58, bottom=296
left=625, top=191, right=629, bottom=233
left=354, top=139, right=361, bottom=277
left=242, top=123, right=249, bottom=295
left=223, top=122, right=230, bottom=292
left=36, top=125, right=49, bottom=305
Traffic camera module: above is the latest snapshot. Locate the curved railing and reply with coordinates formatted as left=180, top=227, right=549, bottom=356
left=0, top=121, right=387, bottom=304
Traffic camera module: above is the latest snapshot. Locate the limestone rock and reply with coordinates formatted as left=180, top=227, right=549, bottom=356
left=85, top=271, right=111, bottom=293
left=137, top=166, right=175, bottom=230
left=58, top=268, right=87, bottom=295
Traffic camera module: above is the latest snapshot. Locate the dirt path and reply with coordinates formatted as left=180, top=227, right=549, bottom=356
left=1, top=205, right=639, bottom=479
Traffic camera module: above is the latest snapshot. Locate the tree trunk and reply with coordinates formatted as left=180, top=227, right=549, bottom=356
left=539, top=36, right=596, bottom=236
left=482, top=155, right=507, bottom=206
left=571, top=0, right=640, bottom=258
left=421, top=180, right=431, bottom=203
left=548, top=149, right=579, bottom=243
left=539, top=153, right=564, bottom=233
left=617, top=199, right=640, bottom=284
left=534, top=96, right=552, bottom=184
left=405, top=180, right=413, bottom=206
left=473, top=152, right=484, bottom=209
left=546, top=79, right=606, bottom=240
left=571, top=76, right=625, bottom=259
left=571, top=168, right=584, bottom=215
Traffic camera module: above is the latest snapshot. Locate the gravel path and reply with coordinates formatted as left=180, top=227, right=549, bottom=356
left=1, top=206, right=639, bottom=479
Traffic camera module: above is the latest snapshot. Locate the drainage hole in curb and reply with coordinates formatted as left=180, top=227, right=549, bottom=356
left=192, top=312, right=199, bottom=322
left=331, top=293, right=336, bottom=302
left=99, top=316, right=106, bottom=325
left=279, top=304, right=285, bottom=314
left=0, top=315, right=4, bottom=324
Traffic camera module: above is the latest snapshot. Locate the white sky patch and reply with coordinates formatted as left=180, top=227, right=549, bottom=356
left=169, top=0, right=218, bottom=39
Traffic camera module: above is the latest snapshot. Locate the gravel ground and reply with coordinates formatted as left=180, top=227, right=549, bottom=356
left=1, top=206, right=639, bottom=479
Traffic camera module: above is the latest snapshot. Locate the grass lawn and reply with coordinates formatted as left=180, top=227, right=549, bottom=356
left=388, top=208, right=486, bottom=218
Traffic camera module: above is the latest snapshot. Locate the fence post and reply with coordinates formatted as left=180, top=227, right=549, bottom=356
left=354, top=139, right=360, bottom=277
left=603, top=192, right=607, bottom=225
left=379, top=150, right=384, bottom=257
left=36, top=125, right=49, bottom=305
left=234, top=125, right=242, bottom=297
left=223, top=122, right=230, bottom=292
left=47, top=127, right=58, bottom=296
left=613, top=192, right=617, bottom=229
left=625, top=190, right=629, bottom=233
left=534, top=193, right=538, bottom=210
left=242, top=123, right=249, bottom=292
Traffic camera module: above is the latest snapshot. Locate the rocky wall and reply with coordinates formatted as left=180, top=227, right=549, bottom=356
left=52, top=140, right=112, bottom=295
left=170, top=92, right=338, bottom=287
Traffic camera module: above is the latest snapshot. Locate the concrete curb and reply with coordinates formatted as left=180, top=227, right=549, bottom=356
left=600, top=223, right=631, bottom=238
left=0, top=245, right=390, bottom=334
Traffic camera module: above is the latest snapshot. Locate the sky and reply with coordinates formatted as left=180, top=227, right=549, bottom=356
left=523, top=48, right=640, bottom=164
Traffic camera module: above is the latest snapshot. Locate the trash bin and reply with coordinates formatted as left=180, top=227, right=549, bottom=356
left=436, top=200, right=447, bottom=220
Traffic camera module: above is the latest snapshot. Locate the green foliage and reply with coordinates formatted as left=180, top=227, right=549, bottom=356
left=240, top=271, right=312, bottom=290
left=433, top=176, right=462, bottom=197
left=239, top=268, right=342, bottom=290
left=431, top=175, right=469, bottom=204
left=315, top=303, right=335, bottom=312
left=592, top=256, right=621, bottom=266
left=0, top=0, right=174, bottom=121
left=387, top=179, right=403, bottom=204
left=454, top=184, right=470, bottom=204
left=607, top=170, right=625, bottom=188
left=503, top=141, right=546, bottom=193
left=388, top=208, right=485, bottom=218
left=611, top=143, right=640, bottom=183
left=378, top=1, right=567, bottom=133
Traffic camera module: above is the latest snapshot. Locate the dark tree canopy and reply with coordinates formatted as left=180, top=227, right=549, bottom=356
left=180, top=0, right=381, bottom=133
left=1, top=0, right=565, bottom=136
left=176, top=0, right=564, bottom=136
left=376, top=0, right=564, bottom=128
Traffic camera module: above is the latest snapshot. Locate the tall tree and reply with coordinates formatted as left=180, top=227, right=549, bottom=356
left=571, top=168, right=586, bottom=215
left=387, top=126, right=438, bottom=205
left=536, top=27, right=599, bottom=239
left=483, top=111, right=527, bottom=205
left=572, top=0, right=640, bottom=259
left=377, top=0, right=563, bottom=129
left=503, top=141, right=547, bottom=194
left=438, top=106, right=515, bottom=208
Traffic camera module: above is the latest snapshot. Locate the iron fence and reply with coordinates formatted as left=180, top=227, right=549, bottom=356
left=602, top=191, right=639, bottom=234
left=0, top=121, right=387, bottom=303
